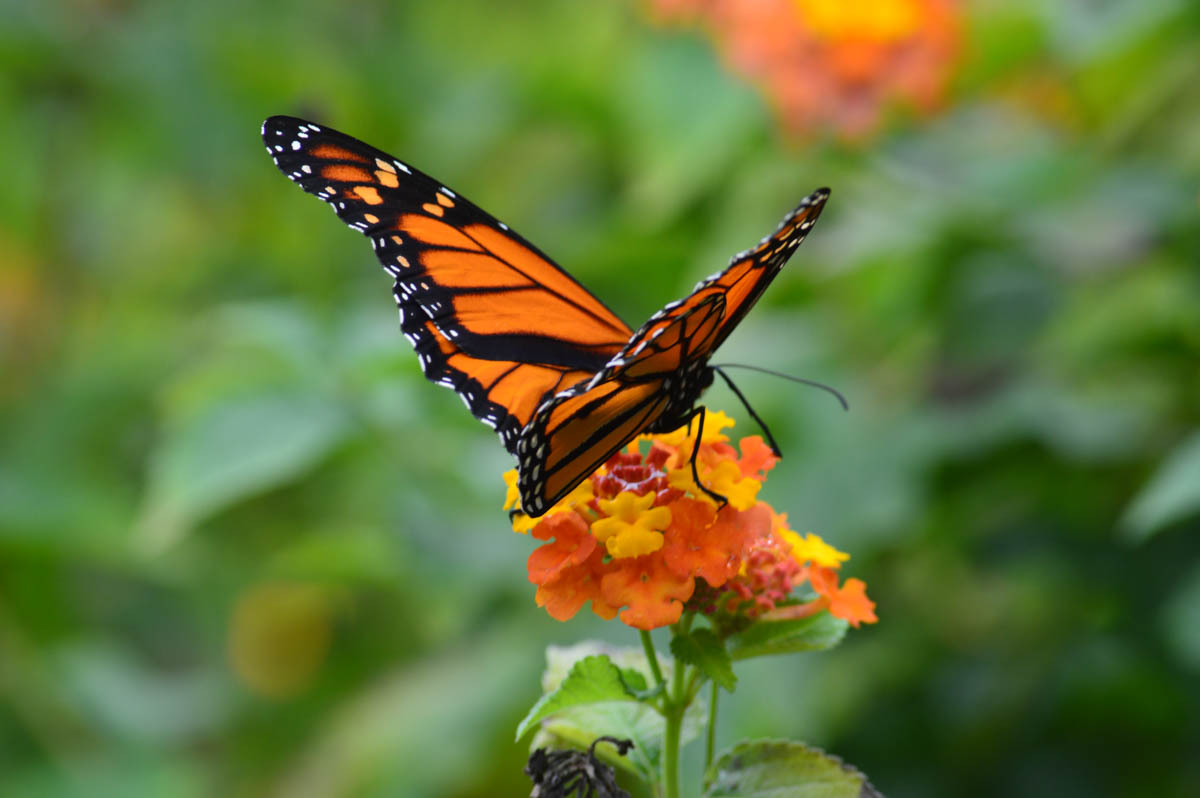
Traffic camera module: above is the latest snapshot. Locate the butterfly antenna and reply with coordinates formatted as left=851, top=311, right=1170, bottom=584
left=711, top=367, right=785, bottom=457
left=711, top=363, right=849, bottom=412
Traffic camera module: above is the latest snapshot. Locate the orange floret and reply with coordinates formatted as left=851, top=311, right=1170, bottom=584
left=601, top=556, right=696, bottom=630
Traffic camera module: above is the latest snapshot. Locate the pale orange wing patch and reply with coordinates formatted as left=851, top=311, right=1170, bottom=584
left=321, top=164, right=373, bottom=183
left=397, top=214, right=484, bottom=250
left=452, top=288, right=642, bottom=348
left=311, top=144, right=369, bottom=162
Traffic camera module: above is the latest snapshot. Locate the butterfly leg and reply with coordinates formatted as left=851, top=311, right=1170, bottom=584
left=713, top=367, right=783, bottom=457
left=686, top=406, right=729, bottom=510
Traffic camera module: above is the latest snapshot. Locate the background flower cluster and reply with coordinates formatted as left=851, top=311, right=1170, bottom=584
left=648, top=0, right=963, bottom=140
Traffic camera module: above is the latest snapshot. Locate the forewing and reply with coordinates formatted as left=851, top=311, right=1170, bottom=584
left=696, top=187, right=829, bottom=354
left=262, top=116, right=635, bottom=450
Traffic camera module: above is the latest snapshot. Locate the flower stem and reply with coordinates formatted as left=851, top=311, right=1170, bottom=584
left=661, top=618, right=691, bottom=798
left=663, top=672, right=685, bottom=798
left=705, top=678, right=718, bottom=770
left=640, top=630, right=665, bottom=692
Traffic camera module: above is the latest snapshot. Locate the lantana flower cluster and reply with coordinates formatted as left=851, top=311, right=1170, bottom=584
left=646, top=0, right=963, bottom=141
left=504, top=412, right=877, bottom=631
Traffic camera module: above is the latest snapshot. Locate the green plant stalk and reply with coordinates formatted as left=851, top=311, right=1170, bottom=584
left=641, top=629, right=665, bottom=692
left=661, top=614, right=697, bottom=798
left=706, top=678, right=718, bottom=769
left=662, top=661, right=687, bottom=798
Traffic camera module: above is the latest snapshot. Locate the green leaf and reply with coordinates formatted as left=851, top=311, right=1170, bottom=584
left=136, top=392, right=350, bottom=553
left=671, top=628, right=736, bottom=692
left=1120, top=429, right=1200, bottom=542
left=515, top=655, right=639, bottom=741
left=531, top=690, right=708, bottom=783
left=727, top=612, right=848, bottom=661
left=534, top=700, right=668, bottom=782
left=541, top=641, right=669, bottom=695
left=704, top=740, right=882, bottom=798
left=620, top=666, right=662, bottom=701
left=523, top=647, right=706, bottom=780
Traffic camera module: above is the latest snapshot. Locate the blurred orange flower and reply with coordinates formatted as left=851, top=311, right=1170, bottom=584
left=647, top=0, right=963, bottom=140
left=507, top=411, right=877, bottom=630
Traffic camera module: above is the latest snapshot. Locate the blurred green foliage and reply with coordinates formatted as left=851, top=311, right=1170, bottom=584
left=2, top=1, right=1199, bottom=796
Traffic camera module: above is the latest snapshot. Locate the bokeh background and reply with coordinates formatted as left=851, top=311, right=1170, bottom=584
left=3, top=1, right=1199, bottom=796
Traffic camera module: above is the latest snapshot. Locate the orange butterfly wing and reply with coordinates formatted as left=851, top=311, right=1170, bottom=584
left=263, top=116, right=829, bottom=517
left=263, top=116, right=634, bottom=450
left=696, top=188, right=830, bottom=353
left=518, top=294, right=726, bottom=515
left=517, top=190, right=829, bottom=515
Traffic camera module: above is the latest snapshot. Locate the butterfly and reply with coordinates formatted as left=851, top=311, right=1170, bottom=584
left=262, top=116, right=828, bottom=517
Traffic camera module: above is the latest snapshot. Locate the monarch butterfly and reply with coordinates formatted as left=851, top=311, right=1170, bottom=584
left=263, top=116, right=829, bottom=517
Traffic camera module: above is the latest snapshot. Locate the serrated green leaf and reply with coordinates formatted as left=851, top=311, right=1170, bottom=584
left=671, top=628, right=736, bottom=692
left=704, top=740, right=882, bottom=798
left=542, top=641, right=665, bottom=692
left=727, top=612, right=848, bottom=661
left=515, top=655, right=639, bottom=741
left=1121, top=429, right=1200, bottom=542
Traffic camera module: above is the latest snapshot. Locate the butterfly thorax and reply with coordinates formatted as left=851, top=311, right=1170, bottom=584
left=645, top=360, right=715, bottom=434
